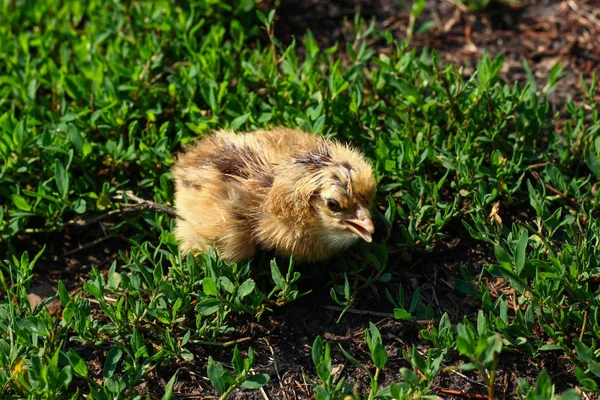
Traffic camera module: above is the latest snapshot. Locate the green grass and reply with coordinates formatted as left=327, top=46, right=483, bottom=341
left=1, top=0, right=599, bottom=399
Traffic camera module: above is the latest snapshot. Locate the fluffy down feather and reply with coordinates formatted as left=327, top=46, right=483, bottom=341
left=173, top=127, right=376, bottom=262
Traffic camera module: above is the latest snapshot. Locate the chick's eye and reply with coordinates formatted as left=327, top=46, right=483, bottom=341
left=326, top=199, right=342, bottom=213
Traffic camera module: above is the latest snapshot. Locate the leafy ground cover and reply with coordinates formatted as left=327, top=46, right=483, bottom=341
left=1, top=0, right=599, bottom=398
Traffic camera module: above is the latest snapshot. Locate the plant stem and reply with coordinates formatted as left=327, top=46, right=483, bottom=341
left=220, top=383, right=239, bottom=400
left=191, top=336, right=252, bottom=347
left=367, top=367, right=381, bottom=400
left=580, top=310, right=588, bottom=341
left=438, top=70, right=463, bottom=124
left=487, top=352, right=499, bottom=400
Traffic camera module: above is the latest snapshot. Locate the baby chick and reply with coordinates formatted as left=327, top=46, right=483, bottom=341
left=173, top=127, right=376, bottom=263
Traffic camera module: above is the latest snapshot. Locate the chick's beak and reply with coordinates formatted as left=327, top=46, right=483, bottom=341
left=342, top=205, right=375, bottom=243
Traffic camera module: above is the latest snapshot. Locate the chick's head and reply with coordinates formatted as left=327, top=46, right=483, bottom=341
left=295, top=143, right=377, bottom=250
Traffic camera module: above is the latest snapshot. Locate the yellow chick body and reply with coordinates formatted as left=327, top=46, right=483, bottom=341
left=173, top=127, right=376, bottom=262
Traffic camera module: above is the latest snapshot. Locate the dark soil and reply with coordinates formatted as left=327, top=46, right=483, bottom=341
left=21, top=0, right=600, bottom=398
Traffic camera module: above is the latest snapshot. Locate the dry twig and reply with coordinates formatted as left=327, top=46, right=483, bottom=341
left=438, top=388, right=489, bottom=399
left=64, top=190, right=176, bottom=229
left=262, top=338, right=284, bottom=390
left=64, top=235, right=113, bottom=256
left=114, top=190, right=177, bottom=216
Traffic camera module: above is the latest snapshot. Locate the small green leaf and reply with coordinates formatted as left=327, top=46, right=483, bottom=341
left=246, top=347, right=255, bottom=370
left=58, top=280, right=69, bottom=306
left=153, top=263, right=164, bottom=286
left=573, top=339, right=595, bottom=363
left=219, top=277, right=235, bottom=294
left=514, top=229, right=528, bottom=275
left=400, top=367, right=419, bottom=385
left=131, top=329, right=145, bottom=354
left=454, top=279, right=477, bottom=295
left=232, top=346, right=244, bottom=375
left=316, top=359, right=331, bottom=383
left=579, top=377, right=598, bottom=391
left=394, top=308, right=412, bottom=321
left=55, top=159, right=69, bottom=198
left=538, top=344, right=562, bottom=351
left=237, top=278, right=256, bottom=299
left=457, top=362, right=477, bottom=372
left=67, top=349, right=88, bottom=378
left=410, top=346, right=427, bottom=374
left=107, top=264, right=121, bottom=289
left=162, top=371, right=178, bottom=400
left=371, top=345, right=388, bottom=370
left=83, top=282, right=102, bottom=299
left=27, top=79, right=37, bottom=100
left=182, top=331, right=191, bottom=347
left=477, top=310, right=486, bottom=335
left=241, top=373, right=270, bottom=389
left=312, top=336, right=323, bottom=367
left=196, top=298, right=222, bottom=316
left=587, top=362, right=600, bottom=378
left=57, top=367, right=73, bottom=388
left=312, top=114, right=326, bottom=134
left=181, top=349, right=194, bottom=362
left=231, top=113, right=251, bottom=131
left=267, top=9, right=275, bottom=25
left=68, top=125, right=83, bottom=154
left=103, top=346, right=123, bottom=379
left=270, top=260, right=285, bottom=289
left=207, top=357, right=234, bottom=395
left=494, top=245, right=512, bottom=271
left=12, top=194, right=31, bottom=211
left=203, top=277, right=218, bottom=296
left=558, top=389, right=584, bottom=400
left=409, top=288, right=421, bottom=313
left=585, top=147, right=600, bottom=178
left=73, top=198, right=86, bottom=214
